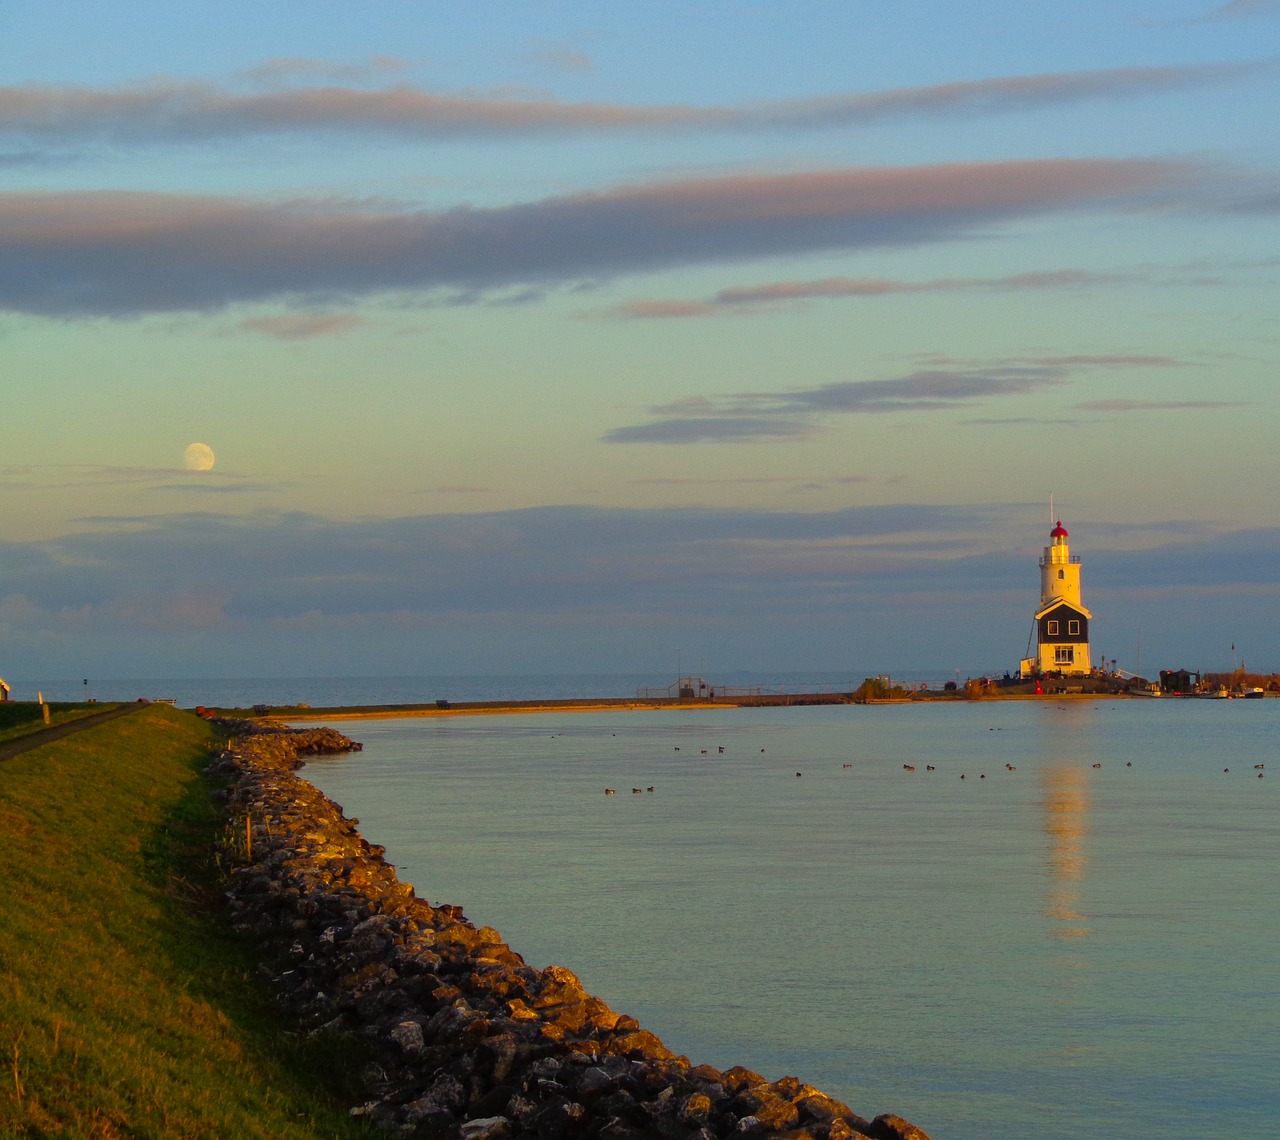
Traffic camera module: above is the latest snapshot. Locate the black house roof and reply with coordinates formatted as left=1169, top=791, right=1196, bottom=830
left=1034, top=599, right=1092, bottom=622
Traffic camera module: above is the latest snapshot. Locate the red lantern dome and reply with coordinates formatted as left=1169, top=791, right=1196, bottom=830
left=1050, top=520, right=1068, bottom=538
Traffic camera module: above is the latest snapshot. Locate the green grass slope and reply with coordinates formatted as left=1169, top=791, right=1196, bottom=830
left=0, top=703, right=368, bottom=1138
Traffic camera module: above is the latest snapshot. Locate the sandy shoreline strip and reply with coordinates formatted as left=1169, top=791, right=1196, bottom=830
left=214, top=688, right=1141, bottom=724
left=269, top=699, right=730, bottom=721
left=230, top=690, right=1139, bottom=723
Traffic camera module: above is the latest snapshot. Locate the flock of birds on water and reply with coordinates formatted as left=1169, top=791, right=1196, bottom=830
left=589, top=714, right=1268, bottom=794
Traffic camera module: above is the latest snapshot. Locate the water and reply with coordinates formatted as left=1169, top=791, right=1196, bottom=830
left=295, top=699, right=1280, bottom=1139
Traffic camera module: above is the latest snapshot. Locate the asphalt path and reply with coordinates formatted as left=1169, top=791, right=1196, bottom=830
left=0, top=703, right=143, bottom=763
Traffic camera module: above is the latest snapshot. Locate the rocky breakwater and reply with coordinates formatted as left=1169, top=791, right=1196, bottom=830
left=209, top=721, right=930, bottom=1140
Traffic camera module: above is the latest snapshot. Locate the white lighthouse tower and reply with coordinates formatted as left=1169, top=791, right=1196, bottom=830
left=1020, top=519, right=1092, bottom=677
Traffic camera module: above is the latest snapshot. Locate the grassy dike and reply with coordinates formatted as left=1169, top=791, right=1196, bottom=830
left=0, top=703, right=370, bottom=1137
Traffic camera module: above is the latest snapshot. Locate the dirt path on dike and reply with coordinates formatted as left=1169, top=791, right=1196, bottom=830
left=0, top=703, right=143, bottom=763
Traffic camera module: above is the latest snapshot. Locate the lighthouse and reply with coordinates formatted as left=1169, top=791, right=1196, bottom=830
left=1020, top=520, right=1092, bottom=677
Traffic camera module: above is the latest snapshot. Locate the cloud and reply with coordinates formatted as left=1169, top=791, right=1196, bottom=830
left=1223, top=188, right=1280, bottom=212
left=0, top=148, right=74, bottom=167
left=145, top=481, right=277, bottom=494
left=4, top=504, right=1280, bottom=676
left=0, top=61, right=1267, bottom=145
left=0, top=158, right=1196, bottom=317
left=1136, top=1, right=1280, bottom=26
left=604, top=262, right=1272, bottom=320
left=605, top=356, right=1180, bottom=443
left=965, top=416, right=1083, bottom=425
left=1187, top=0, right=1280, bottom=22
left=235, top=56, right=411, bottom=86
left=722, top=269, right=1141, bottom=302
left=1005, top=354, right=1183, bottom=367
left=1074, top=398, right=1243, bottom=411
left=0, top=502, right=1026, bottom=632
left=753, top=60, right=1274, bottom=128
left=0, top=463, right=266, bottom=495
left=606, top=300, right=722, bottom=319
left=0, top=503, right=1015, bottom=675
left=0, top=463, right=229, bottom=488
left=749, top=371, right=1064, bottom=415
left=239, top=313, right=369, bottom=339
left=604, top=418, right=826, bottom=444
left=602, top=268, right=1141, bottom=318
left=636, top=475, right=873, bottom=486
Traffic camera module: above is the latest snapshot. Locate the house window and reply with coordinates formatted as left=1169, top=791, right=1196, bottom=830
left=1058, top=569, right=1065, bottom=580
left=1047, top=620, right=1059, bottom=636
left=1068, top=619, right=1081, bottom=636
left=1055, top=646, right=1075, bottom=665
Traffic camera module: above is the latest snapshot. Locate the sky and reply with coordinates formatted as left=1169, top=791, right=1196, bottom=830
left=2, top=0, right=1279, bottom=682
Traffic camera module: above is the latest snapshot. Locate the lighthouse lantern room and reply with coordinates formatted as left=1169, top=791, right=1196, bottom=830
left=1019, top=519, right=1092, bottom=677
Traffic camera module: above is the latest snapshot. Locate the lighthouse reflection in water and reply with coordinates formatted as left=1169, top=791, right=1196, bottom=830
left=1044, top=765, right=1091, bottom=936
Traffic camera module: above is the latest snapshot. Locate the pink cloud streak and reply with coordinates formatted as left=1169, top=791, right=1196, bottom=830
left=605, top=269, right=1141, bottom=316
left=0, top=61, right=1268, bottom=143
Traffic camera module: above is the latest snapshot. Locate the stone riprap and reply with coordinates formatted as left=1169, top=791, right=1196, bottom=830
left=209, top=721, right=931, bottom=1140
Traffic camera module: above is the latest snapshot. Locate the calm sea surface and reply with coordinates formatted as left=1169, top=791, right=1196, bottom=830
left=293, top=699, right=1280, bottom=1140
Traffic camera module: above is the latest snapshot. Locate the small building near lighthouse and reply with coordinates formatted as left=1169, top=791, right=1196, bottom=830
left=1020, top=520, right=1093, bottom=677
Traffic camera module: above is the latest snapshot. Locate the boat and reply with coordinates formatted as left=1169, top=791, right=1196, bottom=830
left=1129, top=682, right=1163, bottom=698
left=1242, top=687, right=1266, bottom=699
left=1198, top=686, right=1232, bottom=699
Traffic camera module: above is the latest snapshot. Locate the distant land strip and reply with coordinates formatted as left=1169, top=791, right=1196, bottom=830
left=207, top=686, right=1147, bottom=721
left=206, top=693, right=862, bottom=720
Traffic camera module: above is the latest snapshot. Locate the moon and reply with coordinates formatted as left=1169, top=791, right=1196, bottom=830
left=183, top=442, right=216, bottom=471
